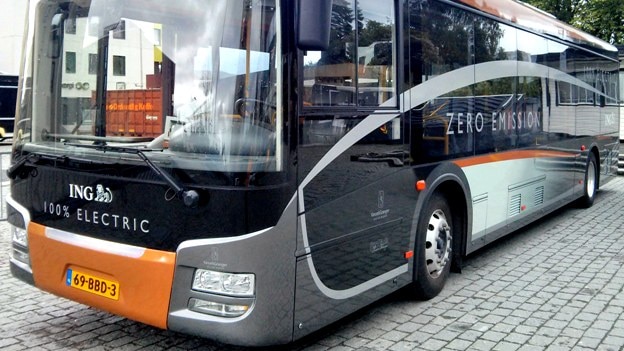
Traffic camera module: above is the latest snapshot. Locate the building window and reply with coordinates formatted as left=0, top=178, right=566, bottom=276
left=88, top=54, right=98, bottom=74
left=88, top=17, right=99, bottom=37
left=154, top=28, right=162, bottom=46
left=65, top=52, right=76, bottom=73
left=113, top=56, right=126, bottom=76
left=113, top=20, right=126, bottom=40
left=65, top=18, right=76, bottom=34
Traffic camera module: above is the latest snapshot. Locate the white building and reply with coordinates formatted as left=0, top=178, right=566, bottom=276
left=0, top=0, right=28, bottom=75
left=62, top=17, right=160, bottom=100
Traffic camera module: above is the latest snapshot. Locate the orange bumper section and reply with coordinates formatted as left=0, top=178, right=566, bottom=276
left=28, top=222, right=176, bottom=329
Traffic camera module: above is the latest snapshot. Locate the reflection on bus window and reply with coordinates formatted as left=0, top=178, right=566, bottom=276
left=303, top=0, right=396, bottom=108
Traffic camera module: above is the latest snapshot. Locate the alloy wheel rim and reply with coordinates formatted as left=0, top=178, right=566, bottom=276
left=424, top=209, right=452, bottom=278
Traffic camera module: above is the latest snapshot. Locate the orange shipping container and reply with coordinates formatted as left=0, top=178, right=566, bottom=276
left=105, top=89, right=163, bottom=138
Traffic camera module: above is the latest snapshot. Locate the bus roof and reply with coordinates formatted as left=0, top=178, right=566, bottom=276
left=456, top=0, right=618, bottom=54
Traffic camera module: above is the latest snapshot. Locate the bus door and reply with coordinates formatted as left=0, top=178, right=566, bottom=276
left=293, top=0, right=412, bottom=338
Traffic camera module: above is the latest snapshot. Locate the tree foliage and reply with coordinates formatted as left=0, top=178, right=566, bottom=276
left=523, top=0, right=624, bottom=44
left=319, top=0, right=354, bottom=65
left=574, top=0, right=624, bottom=44
left=522, top=0, right=582, bottom=24
left=320, top=0, right=396, bottom=65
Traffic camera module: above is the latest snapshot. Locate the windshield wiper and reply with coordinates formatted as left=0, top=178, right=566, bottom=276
left=42, top=130, right=154, bottom=144
left=7, top=152, right=70, bottom=179
left=65, top=143, right=199, bottom=207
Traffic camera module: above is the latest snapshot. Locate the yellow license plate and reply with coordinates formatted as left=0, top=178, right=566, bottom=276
left=66, top=269, right=120, bottom=300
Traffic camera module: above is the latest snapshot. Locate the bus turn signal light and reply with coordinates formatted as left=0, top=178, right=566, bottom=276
left=415, top=180, right=426, bottom=192
left=188, top=298, right=250, bottom=318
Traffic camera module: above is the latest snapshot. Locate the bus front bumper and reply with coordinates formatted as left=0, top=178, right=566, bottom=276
left=22, top=222, right=176, bottom=329
left=166, top=199, right=298, bottom=346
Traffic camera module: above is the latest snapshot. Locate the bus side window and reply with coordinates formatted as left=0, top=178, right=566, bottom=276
left=302, top=0, right=396, bottom=109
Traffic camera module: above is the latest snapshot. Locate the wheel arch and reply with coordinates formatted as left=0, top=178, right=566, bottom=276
left=589, top=145, right=600, bottom=190
left=410, top=162, right=472, bottom=274
left=575, top=144, right=601, bottom=209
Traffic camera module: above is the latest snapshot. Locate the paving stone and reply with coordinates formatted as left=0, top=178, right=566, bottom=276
left=470, top=339, right=497, bottom=350
left=388, top=341, right=421, bottom=351
left=528, top=334, right=555, bottom=347
left=493, top=341, right=521, bottom=351
left=364, top=338, right=396, bottom=350
left=577, top=337, right=602, bottom=349
left=445, top=339, right=473, bottom=350
left=343, top=337, right=371, bottom=349
left=380, top=330, right=408, bottom=342
left=482, top=330, right=506, bottom=343
left=394, top=322, right=421, bottom=334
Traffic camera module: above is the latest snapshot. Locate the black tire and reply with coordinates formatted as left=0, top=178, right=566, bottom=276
left=411, top=192, right=453, bottom=300
left=577, top=152, right=598, bottom=208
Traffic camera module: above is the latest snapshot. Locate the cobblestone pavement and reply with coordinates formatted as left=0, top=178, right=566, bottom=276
left=3, top=177, right=624, bottom=351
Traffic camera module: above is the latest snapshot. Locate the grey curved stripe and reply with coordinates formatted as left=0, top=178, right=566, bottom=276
left=176, top=227, right=272, bottom=248
left=298, top=205, right=409, bottom=300
left=299, top=59, right=604, bottom=300
left=306, top=258, right=408, bottom=300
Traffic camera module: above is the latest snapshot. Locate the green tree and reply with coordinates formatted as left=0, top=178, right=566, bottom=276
left=574, top=0, right=624, bottom=44
left=522, top=0, right=582, bottom=24
left=358, top=20, right=392, bottom=47
left=524, top=0, right=624, bottom=44
left=319, top=0, right=354, bottom=65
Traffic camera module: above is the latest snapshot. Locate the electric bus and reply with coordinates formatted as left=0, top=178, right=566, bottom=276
left=8, top=0, right=619, bottom=346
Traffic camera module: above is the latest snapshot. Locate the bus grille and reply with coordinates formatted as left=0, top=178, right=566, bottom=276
left=508, top=194, right=521, bottom=217
left=534, top=186, right=545, bottom=206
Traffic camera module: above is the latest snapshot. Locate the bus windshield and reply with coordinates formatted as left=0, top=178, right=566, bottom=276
left=17, top=0, right=282, bottom=173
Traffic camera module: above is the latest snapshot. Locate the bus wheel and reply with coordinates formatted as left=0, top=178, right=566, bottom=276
left=412, top=193, right=452, bottom=299
left=578, top=152, right=598, bottom=208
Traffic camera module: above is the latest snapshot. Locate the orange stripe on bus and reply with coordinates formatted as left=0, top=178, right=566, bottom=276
left=453, top=150, right=577, bottom=168
left=28, top=222, right=176, bottom=329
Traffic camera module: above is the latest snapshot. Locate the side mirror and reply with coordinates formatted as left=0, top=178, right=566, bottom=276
left=297, top=0, right=332, bottom=51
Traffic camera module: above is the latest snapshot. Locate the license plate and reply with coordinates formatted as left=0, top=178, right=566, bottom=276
left=66, top=269, right=120, bottom=300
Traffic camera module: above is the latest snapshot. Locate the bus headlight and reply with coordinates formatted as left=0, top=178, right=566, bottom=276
left=192, top=269, right=255, bottom=297
left=12, top=226, right=28, bottom=247
left=10, top=226, right=29, bottom=265
left=6, top=197, right=30, bottom=266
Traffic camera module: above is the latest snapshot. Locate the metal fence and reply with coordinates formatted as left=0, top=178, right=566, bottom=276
left=1, top=151, right=10, bottom=221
